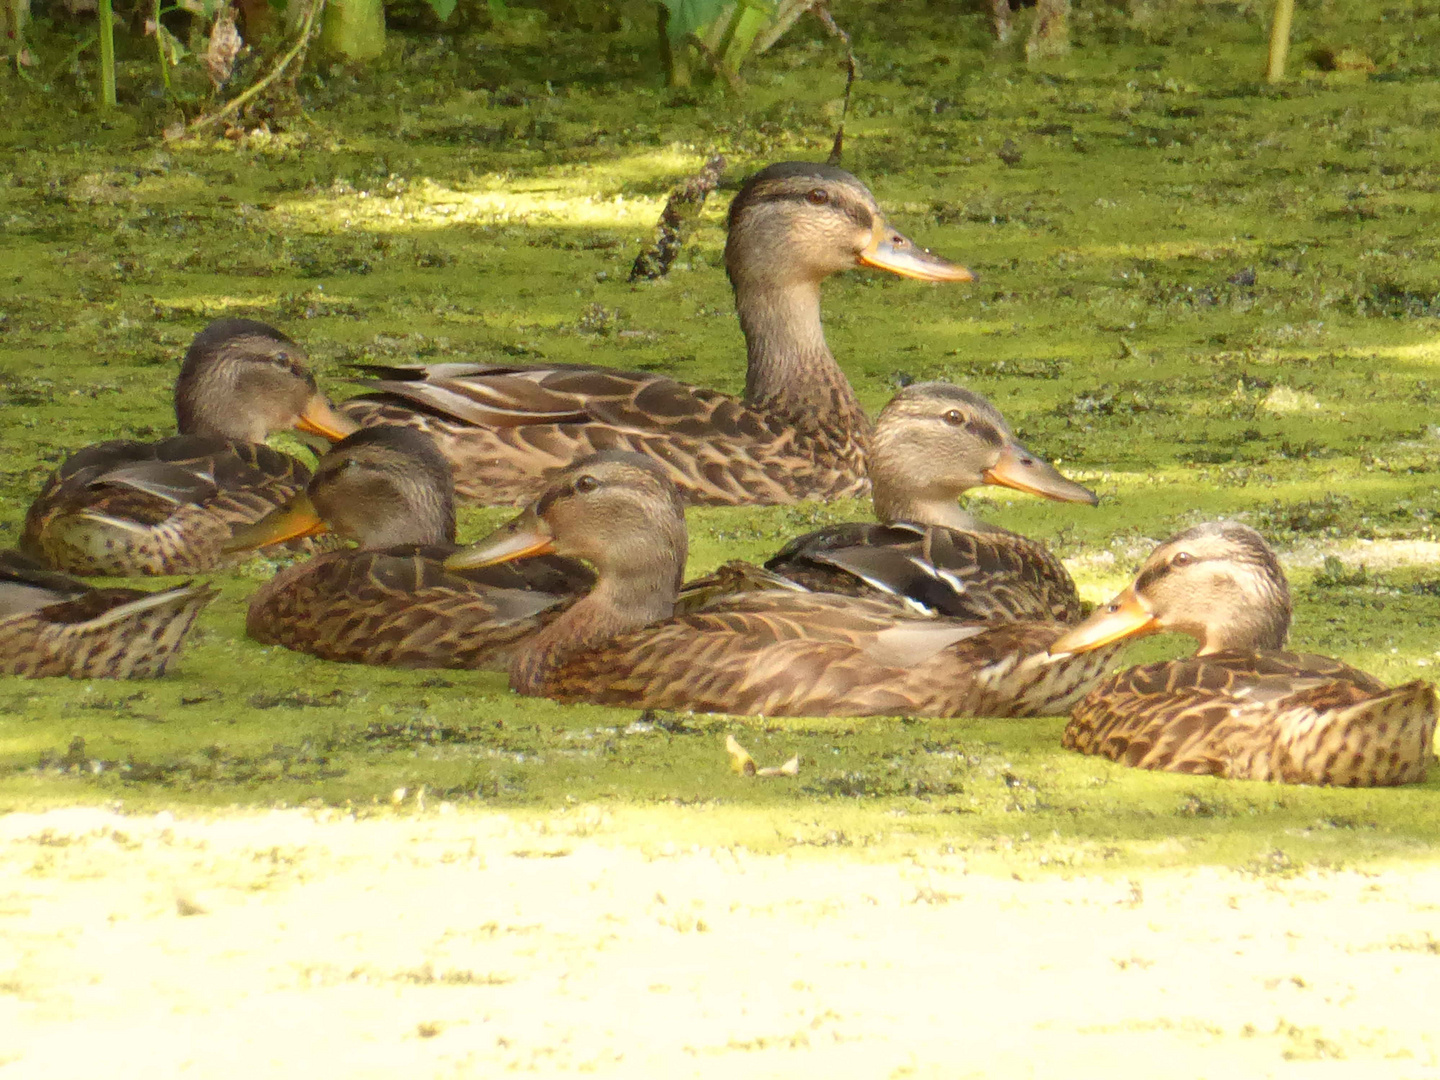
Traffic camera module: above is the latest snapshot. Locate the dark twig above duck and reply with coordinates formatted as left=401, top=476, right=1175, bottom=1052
left=1050, top=522, right=1437, bottom=786
left=445, top=452, right=1118, bottom=717
left=224, top=426, right=594, bottom=669
left=343, top=162, right=975, bottom=506
left=21, top=319, right=356, bottom=577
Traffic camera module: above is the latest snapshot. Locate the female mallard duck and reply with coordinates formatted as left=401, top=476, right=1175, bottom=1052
left=746, top=382, right=1094, bottom=623
left=223, top=426, right=595, bottom=668
left=1049, top=522, right=1437, bottom=786
left=21, top=319, right=356, bottom=577
left=445, top=452, right=1120, bottom=717
left=344, top=162, right=974, bottom=506
left=0, top=550, right=216, bottom=678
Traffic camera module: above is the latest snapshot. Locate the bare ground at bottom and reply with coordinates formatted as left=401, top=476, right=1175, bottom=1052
left=1, top=806, right=1437, bottom=1079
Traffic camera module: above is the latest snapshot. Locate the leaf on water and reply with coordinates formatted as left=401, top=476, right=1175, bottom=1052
left=725, top=734, right=756, bottom=776
left=725, top=735, right=798, bottom=779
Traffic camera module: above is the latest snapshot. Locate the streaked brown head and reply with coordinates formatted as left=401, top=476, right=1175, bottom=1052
left=448, top=451, right=688, bottom=593
left=1051, top=521, right=1291, bottom=657
left=869, top=382, right=1097, bottom=527
left=726, top=162, right=974, bottom=290
left=174, top=319, right=356, bottom=444
left=225, top=425, right=455, bottom=553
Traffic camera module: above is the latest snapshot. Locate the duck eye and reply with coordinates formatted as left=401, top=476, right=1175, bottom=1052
left=942, top=409, right=966, bottom=426
left=1172, top=552, right=1194, bottom=567
left=573, top=474, right=600, bottom=494
left=805, top=188, right=829, bottom=206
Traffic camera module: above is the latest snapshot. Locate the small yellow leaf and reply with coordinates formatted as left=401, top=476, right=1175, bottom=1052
left=725, top=734, right=756, bottom=776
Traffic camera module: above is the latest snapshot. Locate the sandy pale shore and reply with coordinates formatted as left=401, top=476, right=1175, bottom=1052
left=2, top=806, right=1438, bottom=1079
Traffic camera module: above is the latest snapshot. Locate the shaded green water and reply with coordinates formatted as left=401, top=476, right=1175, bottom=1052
left=2, top=0, right=1439, bottom=869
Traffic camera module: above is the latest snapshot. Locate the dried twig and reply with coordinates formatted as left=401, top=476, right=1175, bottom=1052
left=629, top=154, right=726, bottom=282
left=811, top=2, right=856, bottom=165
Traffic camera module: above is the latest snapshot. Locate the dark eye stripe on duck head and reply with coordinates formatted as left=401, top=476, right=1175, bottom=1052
left=727, top=162, right=876, bottom=233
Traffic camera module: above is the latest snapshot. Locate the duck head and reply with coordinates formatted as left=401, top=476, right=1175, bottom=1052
left=175, top=319, right=356, bottom=444
left=869, top=382, right=1096, bottom=528
left=1050, top=521, right=1292, bottom=657
left=224, top=425, right=455, bottom=553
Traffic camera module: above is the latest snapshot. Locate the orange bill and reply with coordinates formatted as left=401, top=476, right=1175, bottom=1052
left=1048, top=586, right=1157, bottom=656
left=983, top=441, right=1098, bottom=505
left=295, top=395, right=360, bottom=443
left=222, top=493, right=330, bottom=553
left=857, top=224, right=976, bottom=282
left=445, top=515, right=555, bottom=570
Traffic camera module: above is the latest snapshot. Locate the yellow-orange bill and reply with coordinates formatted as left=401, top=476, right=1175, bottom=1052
left=444, top=520, right=555, bottom=570
left=858, top=225, right=976, bottom=282
left=983, top=441, right=1099, bottom=505
left=1048, top=587, right=1157, bottom=656
left=295, top=395, right=360, bottom=443
left=222, top=493, right=329, bottom=553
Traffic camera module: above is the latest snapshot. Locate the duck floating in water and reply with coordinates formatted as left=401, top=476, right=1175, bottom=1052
left=1050, top=521, right=1437, bottom=787
left=446, top=452, right=1119, bottom=717
left=22, top=319, right=355, bottom=576
left=344, top=162, right=974, bottom=506
left=224, top=426, right=594, bottom=668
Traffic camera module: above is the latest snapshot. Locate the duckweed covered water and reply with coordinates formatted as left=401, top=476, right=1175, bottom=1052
left=2, top=0, right=1440, bottom=871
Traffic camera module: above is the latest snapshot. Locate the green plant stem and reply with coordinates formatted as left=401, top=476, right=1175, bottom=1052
left=97, top=0, right=116, bottom=108
left=154, top=0, right=172, bottom=97
left=1266, top=0, right=1295, bottom=84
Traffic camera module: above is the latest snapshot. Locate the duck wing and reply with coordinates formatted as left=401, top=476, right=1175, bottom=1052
left=22, top=435, right=312, bottom=576
left=1063, top=651, right=1437, bottom=786
left=0, top=551, right=216, bottom=679
left=245, top=546, right=584, bottom=670
left=344, top=362, right=868, bottom=506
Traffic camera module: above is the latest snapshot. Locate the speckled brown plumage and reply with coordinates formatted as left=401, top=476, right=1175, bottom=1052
left=22, top=436, right=313, bottom=575
left=1052, top=522, right=1438, bottom=787
left=344, top=162, right=974, bottom=506
left=449, top=453, right=1118, bottom=717
left=0, top=551, right=216, bottom=679
left=687, top=383, right=1094, bottom=622
left=230, top=426, right=595, bottom=669
left=22, top=319, right=353, bottom=577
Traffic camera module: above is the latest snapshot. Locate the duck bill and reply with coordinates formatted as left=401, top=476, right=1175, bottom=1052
left=983, top=441, right=1099, bottom=505
left=1049, top=587, right=1157, bottom=656
left=858, top=224, right=976, bottom=282
left=222, top=493, right=329, bottom=553
left=294, top=395, right=360, bottom=442
left=444, top=515, right=555, bottom=570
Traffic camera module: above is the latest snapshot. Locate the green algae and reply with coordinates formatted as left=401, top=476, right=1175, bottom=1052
left=2, top=0, right=1440, bottom=869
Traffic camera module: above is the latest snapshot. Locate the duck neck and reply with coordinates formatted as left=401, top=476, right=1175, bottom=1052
left=735, top=280, right=870, bottom=444
left=510, top=553, right=683, bottom=695
left=871, top=483, right=995, bottom=532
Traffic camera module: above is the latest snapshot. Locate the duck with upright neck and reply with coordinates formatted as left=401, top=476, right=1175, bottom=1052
left=1049, top=522, right=1437, bottom=786
left=0, top=549, right=216, bottom=678
left=22, top=319, right=356, bottom=576
left=445, top=452, right=1119, bottom=717
left=343, top=162, right=974, bottom=506
left=751, top=382, right=1095, bottom=623
left=224, top=426, right=595, bottom=668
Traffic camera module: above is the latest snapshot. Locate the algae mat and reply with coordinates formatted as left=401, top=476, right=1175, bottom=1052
left=2, top=3, right=1440, bottom=1070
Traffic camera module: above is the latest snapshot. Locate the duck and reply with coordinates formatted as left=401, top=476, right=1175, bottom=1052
left=1048, top=521, right=1437, bottom=786
left=20, top=318, right=357, bottom=576
left=0, top=549, right=217, bottom=678
left=343, top=161, right=975, bottom=506
left=444, top=452, right=1120, bottom=717
left=688, top=382, right=1095, bottom=623
left=222, top=425, right=596, bottom=668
